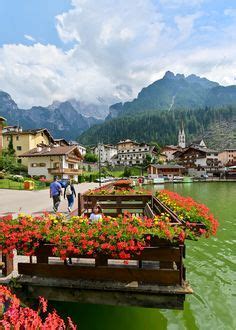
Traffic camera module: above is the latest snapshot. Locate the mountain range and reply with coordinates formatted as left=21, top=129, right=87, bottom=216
left=0, top=92, right=104, bottom=140
left=79, top=72, right=236, bottom=148
left=107, top=71, right=236, bottom=119
left=1, top=71, right=236, bottom=148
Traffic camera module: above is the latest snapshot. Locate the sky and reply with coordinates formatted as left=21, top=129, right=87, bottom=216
left=0, top=0, right=236, bottom=108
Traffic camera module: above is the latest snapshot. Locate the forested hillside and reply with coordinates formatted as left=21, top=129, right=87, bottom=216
left=78, top=107, right=236, bottom=148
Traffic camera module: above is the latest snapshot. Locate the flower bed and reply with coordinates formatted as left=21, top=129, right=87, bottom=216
left=86, top=187, right=151, bottom=196
left=157, top=190, right=219, bottom=237
left=0, top=285, right=76, bottom=329
left=113, top=179, right=133, bottom=189
left=0, top=194, right=218, bottom=262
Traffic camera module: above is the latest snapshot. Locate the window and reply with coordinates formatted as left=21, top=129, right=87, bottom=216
left=17, top=159, right=22, bottom=164
left=41, top=132, right=44, bottom=137
left=39, top=163, right=46, bottom=167
left=31, top=163, right=37, bottom=167
left=16, top=146, right=22, bottom=151
left=16, top=136, right=19, bottom=141
left=68, top=164, right=74, bottom=169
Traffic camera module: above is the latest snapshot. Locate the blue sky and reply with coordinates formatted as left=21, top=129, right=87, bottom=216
left=0, top=0, right=72, bottom=47
left=0, top=0, right=236, bottom=108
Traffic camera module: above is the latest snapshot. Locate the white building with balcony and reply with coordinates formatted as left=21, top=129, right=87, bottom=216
left=20, top=144, right=83, bottom=181
left=93, top=144, right=117, bottom=165
left=111, top=140, right=158, bottom=166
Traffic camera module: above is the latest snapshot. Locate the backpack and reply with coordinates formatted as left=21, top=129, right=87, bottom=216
left=66, top=184, right=72, bottom=196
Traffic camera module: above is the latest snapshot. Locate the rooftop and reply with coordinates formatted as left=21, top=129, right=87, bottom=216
left=20, top=145, right=82, bottom=158
left=149, top=164, right=185, bottom=169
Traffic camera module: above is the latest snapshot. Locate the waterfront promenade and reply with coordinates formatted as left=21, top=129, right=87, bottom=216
left=0, top=182, right=99, bottom=217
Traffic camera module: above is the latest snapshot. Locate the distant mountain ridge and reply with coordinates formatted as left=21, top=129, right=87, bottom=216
left=107, top=71, right=234, bottom=119
left=0, top=91, right=102, bottom=140
left=1, top=71, right=236, bottom=146
left=79, top=71, right=236, bottom=147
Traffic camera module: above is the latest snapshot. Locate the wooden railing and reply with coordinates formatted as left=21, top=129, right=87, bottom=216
left=78, top=191, right=184, bottom=225
left=80, top=193, right=151, bottom=217
left=17, top=239, right=185, bottom=286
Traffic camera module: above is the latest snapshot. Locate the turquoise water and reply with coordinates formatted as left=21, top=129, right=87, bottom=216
left=53, top=182, right=236, bottom=330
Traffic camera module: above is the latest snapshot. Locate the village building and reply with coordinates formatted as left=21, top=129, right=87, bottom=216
left=2, top=127, right=54, bottom=166
left=218, top=148, right=236, bottom=166
left=160, top=145, right=180, bottom=161
left=111, top=140, right=158, bottom=166
left=20, top=144, right=83, bottom=181
left=158, top=153, right=168, bottom=163
left=189, top=139, right=207, bottom=149
left=93, top=144, right=117, bottom=165
left=147, top=164, right=185, bottom=178
left=175, top=146, right=220, bottom=176
left=0, top=116, right=6, bottom=154
left=69, top=141, right=86, bottom=157
left=54, top=138, right=70, bottom=146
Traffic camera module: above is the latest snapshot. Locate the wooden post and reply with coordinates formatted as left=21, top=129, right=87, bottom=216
left=117, top=197, right=122, bottom=216
left=78, top=193, right=82, bottom=216
left=95, top=254, right=108, bottom=267
left=2, top=253, right=14, bottom=276
left=179, top=245, right=184, bottom=285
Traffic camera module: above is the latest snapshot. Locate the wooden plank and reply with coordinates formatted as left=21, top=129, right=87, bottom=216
left=18, top=263, right=180, bottom=285
left=2, top=254, right=14, bottom=276
left=144, top=203, right=155, bottom=219
left=152, top=197, right=182, bottom=224
left=84, top=195, right=151, bottom=201
left=32, top=245, right=181, bottom=262
left=139, top=247, right=180, bottom=262
left=84, top=204, right=146, bottom=210
left=77, top=193, right=82, bottom=216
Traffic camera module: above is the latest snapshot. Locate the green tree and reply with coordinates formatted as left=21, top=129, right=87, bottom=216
left=123, top=166, right=131, bottom=177
left=84, top=153, right=98, bottom=163
left=7, top=136, right=15, bottom=156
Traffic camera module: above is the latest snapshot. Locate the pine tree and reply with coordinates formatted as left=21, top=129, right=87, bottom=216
left=7, top=136, right=15, bottom=156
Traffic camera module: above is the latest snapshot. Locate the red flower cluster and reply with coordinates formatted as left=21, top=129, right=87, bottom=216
left=87, top=187, right=151, bottom=196
left=0, top=285, right=76, bottom=329
left=157, top=190, right=219, bottom=237
left=0, top=190, right=218, bottom=261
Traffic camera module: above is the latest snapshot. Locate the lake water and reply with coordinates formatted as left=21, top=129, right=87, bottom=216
left=53, top=182, right=236, bottom=330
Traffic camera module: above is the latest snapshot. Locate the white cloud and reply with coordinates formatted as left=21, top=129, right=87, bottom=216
left=159, top=0, right=204, bottom=8
left=24, top=34, right=36, bottom=42
left=174, top=12, right=203, bottom=41
left=0, top=0, right=235, bottom=109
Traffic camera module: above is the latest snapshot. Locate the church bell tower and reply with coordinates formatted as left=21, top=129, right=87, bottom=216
left=178, top=122, right=186, bottom=148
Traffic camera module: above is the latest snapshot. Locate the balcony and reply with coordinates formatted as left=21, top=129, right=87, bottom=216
left=48, top=168, right=82, bottom=175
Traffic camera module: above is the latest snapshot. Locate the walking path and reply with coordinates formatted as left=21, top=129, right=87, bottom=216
left=0, top=182, right=100, bottom=217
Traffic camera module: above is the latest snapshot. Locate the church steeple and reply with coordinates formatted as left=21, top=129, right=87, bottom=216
left=178, top=121, right=186, bottom=148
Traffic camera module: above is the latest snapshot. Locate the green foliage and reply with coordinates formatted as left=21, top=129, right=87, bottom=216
left=84, top=153, right=98, bottom=163
left=123, top=167, right=131, bottom=177
left=0, top=154, right=27, bottom=175
left=79, top=106, right=236, bottom=148
left=7, top=136, right=15, bottom=156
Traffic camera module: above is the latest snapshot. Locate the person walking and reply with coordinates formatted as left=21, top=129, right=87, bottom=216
left=50, top=176, right=62, bottom=212
left=64, top=179, right=76, bottom=212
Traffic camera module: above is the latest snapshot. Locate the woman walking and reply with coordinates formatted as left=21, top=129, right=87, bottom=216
left=64, top=179, right=76, bottom=212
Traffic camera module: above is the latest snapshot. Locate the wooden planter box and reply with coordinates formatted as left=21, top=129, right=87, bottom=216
left=17, top=239, right=185, bottom=286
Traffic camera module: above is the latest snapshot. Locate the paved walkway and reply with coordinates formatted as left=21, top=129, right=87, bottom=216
left=0, top=182, right=100, bottom=217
